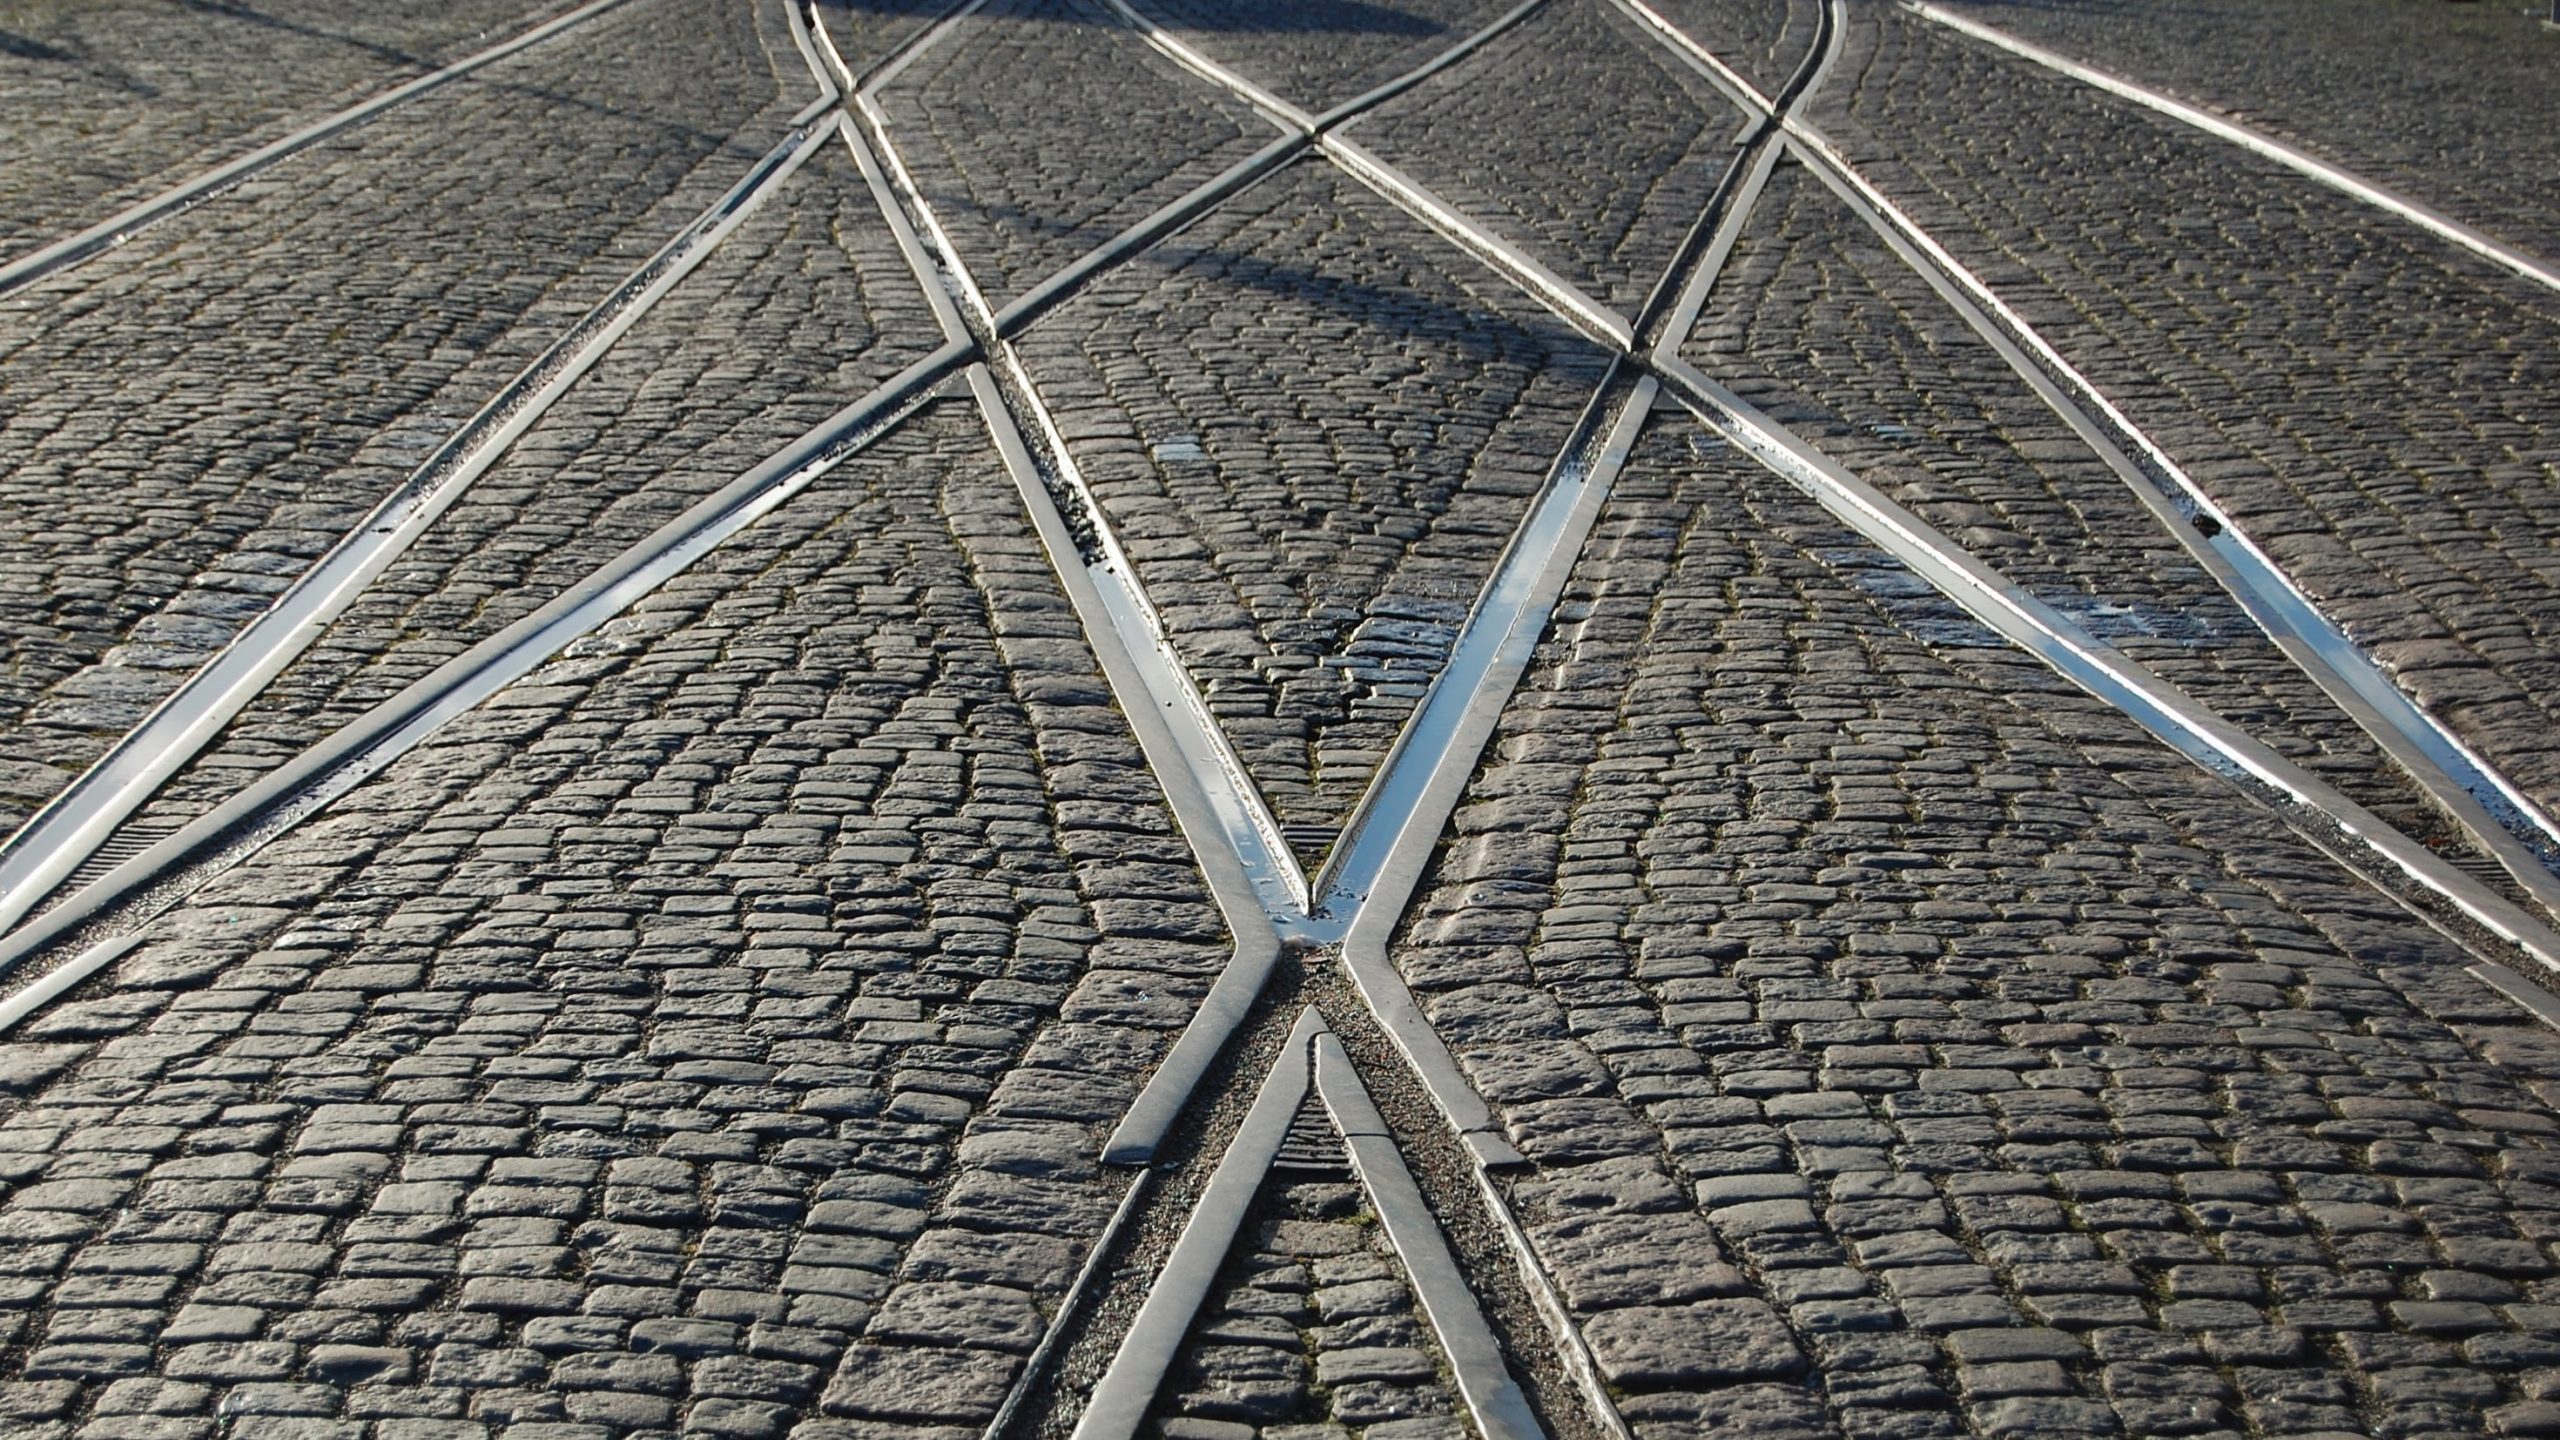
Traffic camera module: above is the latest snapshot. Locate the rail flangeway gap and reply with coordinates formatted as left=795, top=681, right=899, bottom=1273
left=1075, top=1008, right=1544, bottom=1440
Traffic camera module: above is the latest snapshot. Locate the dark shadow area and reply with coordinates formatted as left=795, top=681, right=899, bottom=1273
left=170, top=0, right=436, bottom=70
left=0, top=29, right=77, bottom=61
left=970, top=183, right=1592, bottom=364
left=1135, top=0, right=1445, bottom=35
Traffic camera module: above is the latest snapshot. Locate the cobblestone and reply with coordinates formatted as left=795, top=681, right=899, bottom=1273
left=1685, top=159, right=2478, bottom=859
left=0, top=0, right=567, bottom=258
left=1932, top=0, right=2560, bottom=262
left=1807, top=4, right=2560, bottom=831
left=0, top=405, right=1224, bottom=1435
left=5, top=5, right=2560, bottom=1436
left=870, top=0, right=1274, bottom=308
left=0, top=0, right=803, bottom=839
left=1014, top=161, right=1609, bottom=865
left=89, top=140, right=941, bottom=862
left=1396, top=418, right=2560, bottom=1440
left=1641, top=0, right=1819, bottom=102
left=1350, top=0, right=1744, bottom=315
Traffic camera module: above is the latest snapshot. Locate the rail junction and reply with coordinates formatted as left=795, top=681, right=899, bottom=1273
left=0, top=0, right=2558, bottom=1436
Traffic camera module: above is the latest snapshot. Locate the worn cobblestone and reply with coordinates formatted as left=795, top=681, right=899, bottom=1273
left=1398, top=418, right=2560, bottom=1440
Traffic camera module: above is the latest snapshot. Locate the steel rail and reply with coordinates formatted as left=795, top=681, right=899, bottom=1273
left=1652, top=353, right=2560, bottom=979
left=837, top=40, right=1312, bottom=923
left=0, top=0, right=639, bottom=300
left=1315, top=376, right=1653, bottom=1178
left=1785, top=141, right=2560, bottom=922
left=1611, top=0, right=2560, bottom=989
left=0, top=342, right=962, bottom=1031
left=0, top=116, right=840, bottom=939
left=0, top=0, right=954, bottom=941
left=1074, top=1009, right=1546, bottom=1440
left=782, top=0, right=845, bottom=122
left=832, top=93, right=1295, bottom=1165
left=1625, top=0, right=2560, bottom=913
left=1071, top=1010, right=1325, bottom=1440
left=845, top=0, right=1619, bottom=1199
left=1901, top=0, right=2560, bottom=298
left=1043, top=16, right=1829, bottom=1439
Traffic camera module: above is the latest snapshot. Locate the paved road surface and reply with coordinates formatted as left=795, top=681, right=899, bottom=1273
left=0, top=1, right=2556, bottom=1438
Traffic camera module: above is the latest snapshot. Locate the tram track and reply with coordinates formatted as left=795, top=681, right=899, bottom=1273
left=0, top=5, right=2554, bottom=1437
left=0, top=108, right=846, bottom=940
left=1026, top=7, right=2560, bottom=1432
left=1097, top=0, right=2560, bottom=1057
left=0, top=0, right=1559, bottom=1046
left=1609, top=0, right=2560, bottom=939
left=1900, top=0, right=2560, bottom=299
left=1251, top=0, right=2560, bottom=1007
left=0, top=0, right=638, bottom=301
left=961, top=8, right=1836, bottom=1437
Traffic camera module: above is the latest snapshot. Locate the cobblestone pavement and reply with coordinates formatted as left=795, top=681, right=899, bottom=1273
left=0, top=0, right=570, bottom=257
left=0, top=0, right=804, bottom=838
left=1927, top=0, right=2560, bottom=263
left=1681, top=162, right=2468, bottom=857
left=1807, top=4, right=2560, bottom=833
left=111, top=141, right=945, bottom=861
left=1013, top=162, right=1609, bottom=866
left=1, top=0, right=2558, bottom=1437
left=1351, top=0, right=1744, bottom=316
